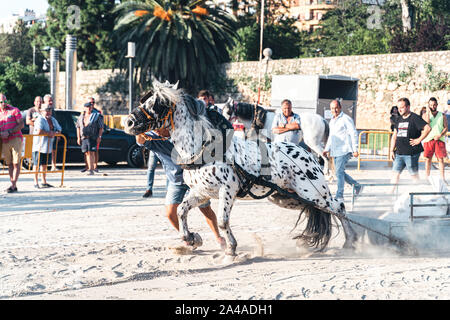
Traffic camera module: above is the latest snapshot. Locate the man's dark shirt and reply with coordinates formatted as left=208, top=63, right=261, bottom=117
left=394, top=112, right=427, bottom=155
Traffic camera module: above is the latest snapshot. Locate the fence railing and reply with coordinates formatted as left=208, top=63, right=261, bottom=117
left=357, top=130, right=450, bottom=170
left=103, top=115, right=127, bottom=130
left=1, top=133, right=67, bottom=186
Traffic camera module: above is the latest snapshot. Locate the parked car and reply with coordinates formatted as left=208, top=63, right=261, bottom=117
left=21, top=110, right=146, bottom=168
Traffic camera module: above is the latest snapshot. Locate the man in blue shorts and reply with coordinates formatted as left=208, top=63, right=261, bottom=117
left=390, top=98, right=431, bottom=187
left=136, top=130, right=225, bottom=249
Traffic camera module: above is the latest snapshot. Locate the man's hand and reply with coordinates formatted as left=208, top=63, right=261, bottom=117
left=322, top=151, right=330, bottom=158
left=434, top=135, right=441, bottom=141
left=136, top=134, right=146, bottom=145
left=352, top=152, right=359, bottom=158
left=409, top=138, right=421, bottom=146
left=390, top=151, right=395, bottom=161
left=155, top=128, right=170, bottom=137
left=77, top=137, right=81, bottom=146
left=0, top=130, right=9, bottom=139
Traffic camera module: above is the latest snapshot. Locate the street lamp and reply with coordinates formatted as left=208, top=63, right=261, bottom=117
left=33, top=45, right=50, bottom=71
left=126, top=42, right=135, bottom=114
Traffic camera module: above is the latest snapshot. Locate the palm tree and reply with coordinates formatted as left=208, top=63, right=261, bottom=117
left=112, top=0, right=239, bottom=92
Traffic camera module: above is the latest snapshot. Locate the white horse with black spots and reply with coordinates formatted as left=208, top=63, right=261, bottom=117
left=124, top=80, right=357, bottom=256
left=220, top=98, right=334, bottom=181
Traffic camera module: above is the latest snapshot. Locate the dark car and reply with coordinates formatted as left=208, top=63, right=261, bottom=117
left=21, top=110, right=145, bottom=168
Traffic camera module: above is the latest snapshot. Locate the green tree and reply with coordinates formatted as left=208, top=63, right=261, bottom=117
left=0, top=20, right=37, bottom=67
left=111, top=0, right=239, bottom=93
left=309, top=0, right=392, bottom=57
left=36, top=0, right=118, bottom=70
left=229, top=17, right=310, bottom=61
left=0, top=58, right=50, bottom=110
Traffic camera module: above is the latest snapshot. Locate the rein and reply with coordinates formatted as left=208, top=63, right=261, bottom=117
left=137, top=104, right=175, bottom=142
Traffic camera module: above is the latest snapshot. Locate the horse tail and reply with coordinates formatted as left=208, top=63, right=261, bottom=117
left=292, top=205, right=332, bottom=251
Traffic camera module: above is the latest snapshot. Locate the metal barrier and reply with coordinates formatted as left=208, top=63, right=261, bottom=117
left=409, top=192, right=450, bottom=221
left=103, top=115, right=127, bottom=130
left=357, top=130, right=391, bottom=170
left=357, top=130, right=450, bottom=170
left=1, top=133, right=67, bottom=186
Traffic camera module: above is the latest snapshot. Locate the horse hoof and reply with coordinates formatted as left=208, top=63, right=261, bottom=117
left=192, top=232, right=203, bottom=248
left=343, top=241, right=356, bottom=250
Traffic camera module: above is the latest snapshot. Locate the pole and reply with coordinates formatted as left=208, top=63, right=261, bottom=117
left=126, top=42, right=136, bottom=114
left=65, top=35, right=77, bottom=110
left=257, top=0, right=265, bottom=104
left=50, top=48, right=60, bottom=109
left=129, top=57, right=133, bottom=114
left=33, top=45, right=36, bottom=70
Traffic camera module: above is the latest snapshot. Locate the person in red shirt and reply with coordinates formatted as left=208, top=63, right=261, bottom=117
left=0, top=93, right=24, bottom=193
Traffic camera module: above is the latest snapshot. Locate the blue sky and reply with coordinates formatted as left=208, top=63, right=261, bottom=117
left=0, top=0, right=49, bottom=20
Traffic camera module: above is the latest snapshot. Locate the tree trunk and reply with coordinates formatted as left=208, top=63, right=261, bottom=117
left=400, top=0, right=415, bottom=32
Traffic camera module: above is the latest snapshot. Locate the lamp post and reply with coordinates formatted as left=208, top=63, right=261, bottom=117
left=33, top=45, right=50, bottom=71
left=126, top=42, right=135, bottom=114
left=257, top=0, right=265, bottom=105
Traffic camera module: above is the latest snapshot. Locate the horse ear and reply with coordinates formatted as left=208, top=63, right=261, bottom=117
left=172, top=81, right=179, bottom=90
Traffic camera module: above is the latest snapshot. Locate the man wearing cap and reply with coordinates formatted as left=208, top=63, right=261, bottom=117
left=76, top=102, right=104, bottom=175
left=0, top=93, right=24, bottom=193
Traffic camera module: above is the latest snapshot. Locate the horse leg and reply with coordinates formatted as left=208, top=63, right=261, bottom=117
left=334, top=200, right=358, bottom=249
left=178, top=193, right=208, bottom=247
left=218, top=185, right=238, bottom=256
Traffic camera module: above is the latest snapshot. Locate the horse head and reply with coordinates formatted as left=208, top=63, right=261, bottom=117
left=221, top=97, right=238, bottom=122
left=124, top=80, right=181, bottom=136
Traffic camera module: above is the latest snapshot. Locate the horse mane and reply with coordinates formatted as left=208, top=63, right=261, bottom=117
left=236, top=102, right=255, bottom=120
left=151, top=80, right=183, bottom=106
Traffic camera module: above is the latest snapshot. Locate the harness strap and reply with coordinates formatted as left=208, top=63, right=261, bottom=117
left=231, top=161, right=416, bottom=253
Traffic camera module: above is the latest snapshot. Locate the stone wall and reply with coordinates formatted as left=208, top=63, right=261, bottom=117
left=54, top=69, right=130, bottom=115
left=221, top=50, right=450, bottom=130
left=54, top=50, right=449, bottom=129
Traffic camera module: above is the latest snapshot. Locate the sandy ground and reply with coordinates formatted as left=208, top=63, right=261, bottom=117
left=0, top=160, right=449, bottom=300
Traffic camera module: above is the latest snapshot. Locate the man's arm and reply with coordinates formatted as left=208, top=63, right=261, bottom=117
left=436, top=114, right=448, bottom=140
left=26, top=109, right=34, bottom=126
left=410, top=124, right=431, bottom=146
left=390, top=129, right=397, bottom=160
left=8, top=117, right=24, bottom=135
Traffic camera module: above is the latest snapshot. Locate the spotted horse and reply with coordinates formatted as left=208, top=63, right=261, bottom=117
left=124, top=80, right=358, bottom=256
left=221, top=98, right=335, bottom=182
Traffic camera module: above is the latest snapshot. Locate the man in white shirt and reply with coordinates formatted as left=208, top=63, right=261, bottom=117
left=271, top=99, right=301, bottom=144
left=323, top=100, right=362, bottom=200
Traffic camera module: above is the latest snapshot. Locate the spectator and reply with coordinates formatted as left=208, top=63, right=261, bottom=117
left=43, top=94, right=54, bottom=109
left=26, top=96, right=43, bottom=134
left=208, top=94, right=222, bottom=113
left=197, top=90, right=210, bottom=107
left=271, top=99, right=301, bottom=144
left=422, top=97, right=448, bottom=182
left=143, top=150, right=161, bottom=198
left=389, top=106, right=399, bottom=131
left=0, top=93, right=24, bottom=193
left=136, top=130, right=225, bottom=249
left=32, top=105, right=62, bottom=188
left=390, top=98, right=431, bottom=187
left=76, top=102, right=104, bottom=175
left=43, top=94, right=58, bottom=170
left=420, top=106, right=427, bottom=117
left=88, top=97, right=102, bottom=172
left=323, top=99, right=362, bottom=200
